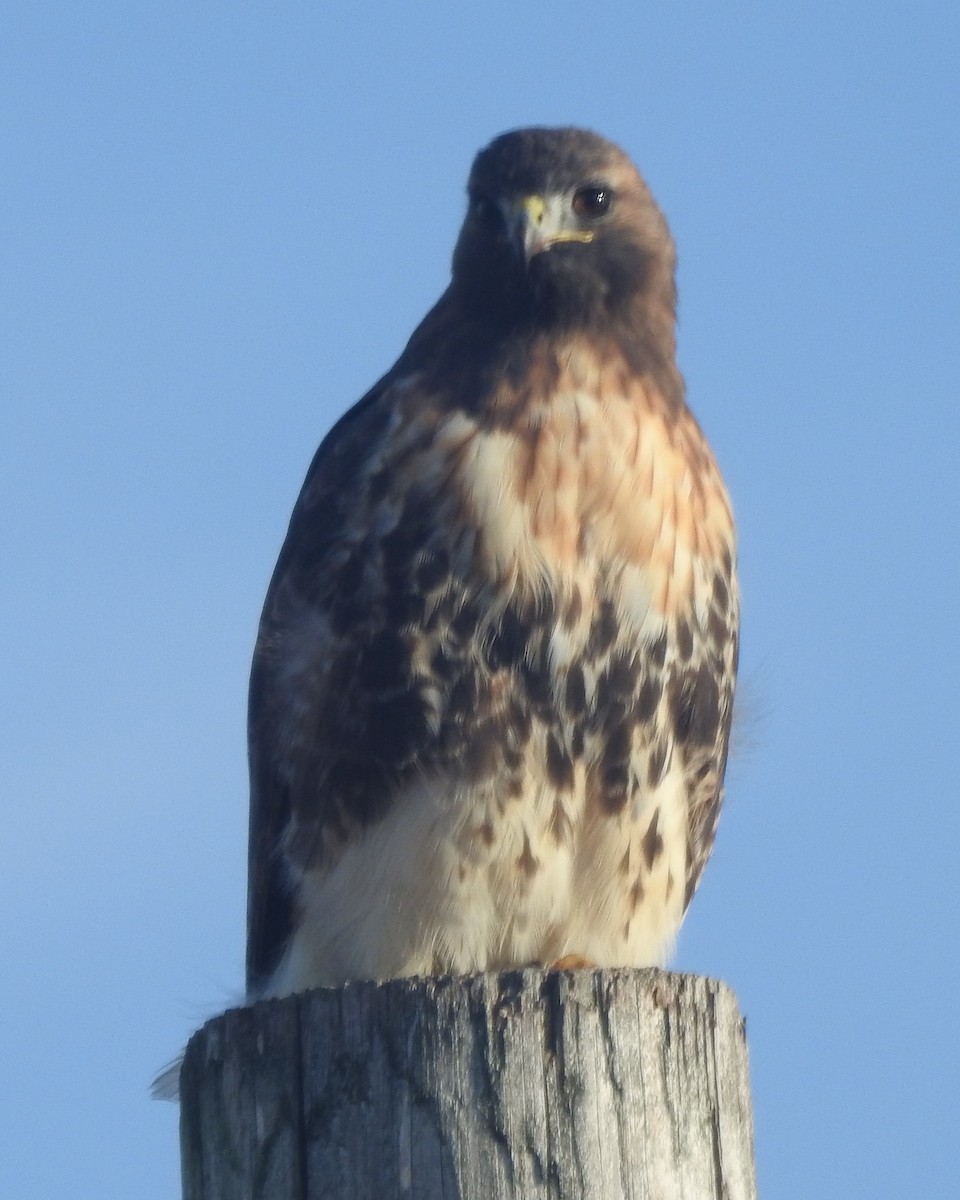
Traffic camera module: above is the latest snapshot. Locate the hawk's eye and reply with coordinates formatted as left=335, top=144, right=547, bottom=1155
left=572, top=185, right=613, bottom=219
left=470, top=193, right=501, bottom=228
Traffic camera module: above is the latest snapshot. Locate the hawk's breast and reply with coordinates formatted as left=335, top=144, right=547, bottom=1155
left=266, top=340, right=738, bottom=994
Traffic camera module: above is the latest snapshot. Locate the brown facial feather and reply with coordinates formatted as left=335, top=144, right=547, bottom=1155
left=246, top=127, right=739, bottom=993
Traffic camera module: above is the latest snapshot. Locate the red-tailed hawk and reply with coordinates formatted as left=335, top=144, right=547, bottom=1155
left=248, top=127, right=738, bottom=999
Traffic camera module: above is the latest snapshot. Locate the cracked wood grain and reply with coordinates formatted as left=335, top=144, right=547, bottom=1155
left=179, top=968, right=757, bottom=1200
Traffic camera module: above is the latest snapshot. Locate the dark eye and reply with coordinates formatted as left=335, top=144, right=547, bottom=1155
left=470, top=192, right=501, bottom=227
left=572, top=184, right=614, bottom=219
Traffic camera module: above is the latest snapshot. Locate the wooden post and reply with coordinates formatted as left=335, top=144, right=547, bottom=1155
left=179, top=968, right=757, bottom=1200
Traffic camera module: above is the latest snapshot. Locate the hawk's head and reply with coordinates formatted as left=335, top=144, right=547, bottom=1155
left=452, top=127, right=676, bottom=334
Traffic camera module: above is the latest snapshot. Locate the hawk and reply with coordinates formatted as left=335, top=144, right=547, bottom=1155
left=248, top=127, right=739, bottom=1000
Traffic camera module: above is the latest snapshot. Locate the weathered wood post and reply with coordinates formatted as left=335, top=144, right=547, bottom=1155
left=179, top=967, right=756, bottom=1199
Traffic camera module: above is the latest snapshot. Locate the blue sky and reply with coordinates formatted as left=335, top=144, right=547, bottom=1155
left=3, top=4, right=959, bottom=1197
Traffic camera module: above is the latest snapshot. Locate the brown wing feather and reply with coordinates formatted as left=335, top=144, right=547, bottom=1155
left=246, top=324, right=505, bottom=990
left=669, top=550, right=740, bottom=911
left=246, top=378, right=401, bottom=990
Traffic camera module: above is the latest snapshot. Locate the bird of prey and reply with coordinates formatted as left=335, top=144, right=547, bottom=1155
left=247, top=126, right=739, bottom=1001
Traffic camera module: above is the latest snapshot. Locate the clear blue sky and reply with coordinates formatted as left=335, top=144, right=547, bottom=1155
left=3, top=5, right=958, bottom=1197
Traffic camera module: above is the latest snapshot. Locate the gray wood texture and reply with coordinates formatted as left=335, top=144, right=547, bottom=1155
left=180, top=968, right=757, bottom=1200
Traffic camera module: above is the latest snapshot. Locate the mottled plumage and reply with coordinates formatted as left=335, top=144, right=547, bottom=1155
left=247, top=127, right=739, bottom=1000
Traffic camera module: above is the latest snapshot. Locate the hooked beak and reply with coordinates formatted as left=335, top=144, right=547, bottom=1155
left=511, top=194, right=594, bottom=262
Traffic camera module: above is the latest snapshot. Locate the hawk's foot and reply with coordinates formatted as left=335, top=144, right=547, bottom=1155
left=549, top=954, right=595, bottom=971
